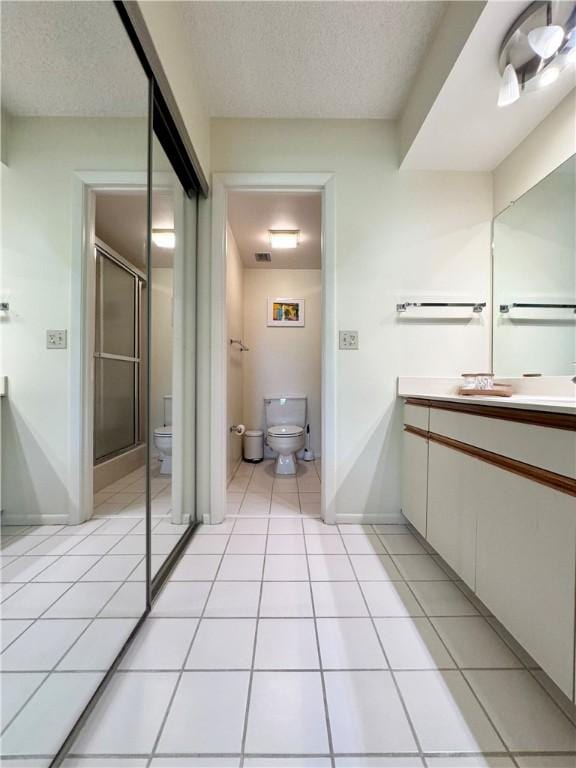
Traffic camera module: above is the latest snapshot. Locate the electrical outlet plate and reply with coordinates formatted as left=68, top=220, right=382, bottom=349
left=46, top=330, right=67, bottom=349
left=339, top=330, right=359, bottom=350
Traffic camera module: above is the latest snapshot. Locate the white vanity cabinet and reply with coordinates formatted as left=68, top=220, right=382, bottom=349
left=402, top=404, right=429, bottom=537
left=402, top=430, right=428, bottom=537
left=402, top=398, right=576, bottom=701
left=427, top=441, right=479, bottom=590
left=475, top=464, right=576, bottom=698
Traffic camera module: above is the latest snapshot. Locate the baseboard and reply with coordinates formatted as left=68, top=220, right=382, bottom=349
left=2, top=513, right=70, bottom=526
left=335, top=512, right=407, bottom=525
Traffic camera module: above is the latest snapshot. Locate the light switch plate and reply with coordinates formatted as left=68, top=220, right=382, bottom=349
left=339, top=330, right=359, bottom=350
left=47, top=330, right=67, bottom=349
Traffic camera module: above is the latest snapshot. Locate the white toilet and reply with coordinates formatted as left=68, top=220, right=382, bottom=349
left=265, top=396, right=307, bottom=475
left=153, top=395, right=172, bottom=475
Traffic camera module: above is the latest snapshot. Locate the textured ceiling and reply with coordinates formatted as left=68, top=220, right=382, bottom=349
left=1, top=1, right=147, bottom=117
left=182, top=1, right=446, bottom=119
left=228, top=191, right=322, bottom=269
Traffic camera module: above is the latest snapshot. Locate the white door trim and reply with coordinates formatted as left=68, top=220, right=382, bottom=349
left=209, top=172, right=337, bottom=525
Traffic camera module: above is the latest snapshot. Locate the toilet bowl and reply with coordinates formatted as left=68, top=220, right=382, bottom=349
left=153, top=425, right=172, bottom=475
left=266, top=424, right=305, bottom=475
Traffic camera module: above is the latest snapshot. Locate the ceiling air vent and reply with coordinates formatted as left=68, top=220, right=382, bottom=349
left=255, top=252, right=272, bottom=263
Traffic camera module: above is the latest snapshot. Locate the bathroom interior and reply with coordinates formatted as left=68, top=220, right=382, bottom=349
left=225, top=190, right=323, bottom=518
left=1, top=0, right=576, bottom=765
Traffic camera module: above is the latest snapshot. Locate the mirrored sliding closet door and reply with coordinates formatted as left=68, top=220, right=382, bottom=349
left=1, top=1, right=151, bottom=762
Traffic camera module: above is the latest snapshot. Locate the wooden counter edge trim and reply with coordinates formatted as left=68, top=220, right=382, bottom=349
left=404, top=425, right=429, bottom=440
left=404, top=397, right=576, bottom=432
left=404, top=425, right=576, bottom=497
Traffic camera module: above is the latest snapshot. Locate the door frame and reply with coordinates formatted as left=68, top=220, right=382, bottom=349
left=70, top=170, right=182, bottom=526
left=209, top=172, right=337, bottom=525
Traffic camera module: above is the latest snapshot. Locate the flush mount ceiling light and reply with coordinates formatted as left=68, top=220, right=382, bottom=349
left=152, top=228, right=175, bottom=249
left=268, top=229, right=300, bottom=249
left=497, top=0, right=576, bottom=107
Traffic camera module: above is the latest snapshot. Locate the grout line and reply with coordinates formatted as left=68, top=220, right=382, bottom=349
left=238, top=511, right=268, bottom=767
left=338, top=528, right=426, bottom=761
left=145, top=529, right=234, bottom=767
left=303, top=526, right=336, bottom=768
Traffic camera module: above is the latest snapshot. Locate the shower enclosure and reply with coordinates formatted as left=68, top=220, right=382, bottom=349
left=94, top=245, right=146, bottom=463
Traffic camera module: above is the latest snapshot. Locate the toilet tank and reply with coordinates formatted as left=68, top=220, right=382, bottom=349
left=264, top=396, right=307, bottom=428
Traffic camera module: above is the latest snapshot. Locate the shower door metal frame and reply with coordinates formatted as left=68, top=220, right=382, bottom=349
left=93, top=242, right=146, bottom=464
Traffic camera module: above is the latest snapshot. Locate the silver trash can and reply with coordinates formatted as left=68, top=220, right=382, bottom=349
left=244, top=429, right=264, bottom=463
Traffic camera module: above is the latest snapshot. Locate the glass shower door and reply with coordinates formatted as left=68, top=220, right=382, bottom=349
left=94, top=247, right=144, bottom=462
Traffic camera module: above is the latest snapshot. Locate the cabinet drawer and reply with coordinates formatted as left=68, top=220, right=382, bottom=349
left=404, top=403, right=429, bottom=431
left=429, top=408, right=576, bottom=479
left=475, top=463, right=576, bottom=699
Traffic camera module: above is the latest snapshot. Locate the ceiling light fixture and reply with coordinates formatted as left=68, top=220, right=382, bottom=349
left=498, top=63, right=521, bottom=107
left=268, top=229, right=300, bottom=249
left=497, top=0, right=575, bottom=107
left=528, top=1, right=565, bottom=58
left=152, top=228, right=175, bottom=249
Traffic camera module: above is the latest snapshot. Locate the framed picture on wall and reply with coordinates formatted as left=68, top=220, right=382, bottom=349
left=267, top=297, right=305, bottom=327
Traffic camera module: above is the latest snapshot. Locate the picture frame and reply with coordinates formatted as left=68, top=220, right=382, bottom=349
left=267, top=297, right=305, bottom=327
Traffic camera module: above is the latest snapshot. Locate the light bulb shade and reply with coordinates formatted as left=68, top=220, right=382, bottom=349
left=498, top=63, right=520, bottom=107
left=268, top=229, right=300, bottom=249
left=152, top=229, right=175, bottom=249
left=527, top=24, right=564, bottom=58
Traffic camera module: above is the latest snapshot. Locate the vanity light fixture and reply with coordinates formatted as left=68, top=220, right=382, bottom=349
left=268, top=229, right=300, bottom=249
left=497, top=0, right=576, bottom=107
left=152, top=228, right=175, bottom=249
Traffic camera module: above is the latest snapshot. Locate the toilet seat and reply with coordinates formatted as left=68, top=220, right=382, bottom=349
left=267, top=424, right=304, bottom=437
left=154, top=425, right=172, bottom=437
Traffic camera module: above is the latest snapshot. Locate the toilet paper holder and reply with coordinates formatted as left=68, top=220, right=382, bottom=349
left=230, top=424, right=246, bottom=436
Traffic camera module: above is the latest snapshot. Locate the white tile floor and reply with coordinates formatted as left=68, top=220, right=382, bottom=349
left=0, top=463, right=187, bottom=764
left=3, top=460, right=576, bottom=766
left=63, top=511, right=576, bottom=767
left=226, top=459, right=322, bottom=517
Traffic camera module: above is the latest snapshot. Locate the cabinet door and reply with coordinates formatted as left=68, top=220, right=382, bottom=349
left=476, top=463, right=576, bottom=699
left=427, top=442, right=479, bottom=589
left=402, top=430, right=428, bottom=536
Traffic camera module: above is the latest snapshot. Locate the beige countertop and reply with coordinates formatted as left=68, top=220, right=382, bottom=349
left=398, top=377, right=576, bottom=416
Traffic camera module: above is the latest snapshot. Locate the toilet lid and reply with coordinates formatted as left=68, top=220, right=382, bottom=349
left=267, top=425, right=303, bottom=437
left=154, top=425, right=172, bottom=436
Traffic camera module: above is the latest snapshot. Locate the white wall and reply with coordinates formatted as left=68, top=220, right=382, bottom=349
left=151, top=268, right=174, bottom=435
left=226, top=226, right=244, bottom=479
left=211, top=119, right=493, bottom=521
left=243, top=269, right=322, bottom=457
left=493, top=89, right=576, bottom=215
left=1, top=116, right=148, bottom=523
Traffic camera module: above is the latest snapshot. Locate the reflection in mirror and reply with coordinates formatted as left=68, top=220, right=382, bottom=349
left=149, top=136, right=198, bottom=580
left=1, top=1, right=150, bottom=762
left=493, top=155, right=576, bottom=376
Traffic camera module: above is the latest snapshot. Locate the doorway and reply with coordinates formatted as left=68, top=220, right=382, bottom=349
left=209, top=173, right=337, bottom=525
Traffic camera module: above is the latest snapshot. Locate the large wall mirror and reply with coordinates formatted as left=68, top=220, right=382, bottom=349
left=492, top=155, right=576, bottom=376
left=1, top=1, right=200, bottom=763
